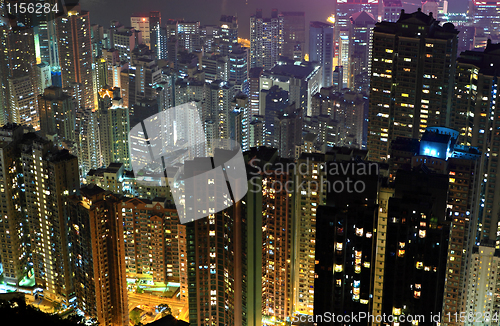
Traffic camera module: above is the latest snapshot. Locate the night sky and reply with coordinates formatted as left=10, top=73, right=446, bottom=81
left=80, top=0, right=469, bottom=40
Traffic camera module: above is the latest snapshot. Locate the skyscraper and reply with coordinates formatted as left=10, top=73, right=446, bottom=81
left=0, top=24, right=39, bottom=128
left=248, top=67, right=263, bottom=117
left=56, top=4, right=95, bottom=111
left=280, top=12, right=305, bottom=61
left=219, top=15, right=238, bottom=56
left=120, top=197, right=183, bottom=284
left=388, top=127, right=483, bottom=324
left=38, top=86, right=76, bottom=144
left=350, top=11, right=376, bottom=90
left=382, top=169, right=450, bottom=321
left=309, top=22, right=334, bottom=88
left=228, top=46, right=249, bottom=93
left=177, top=21, right=201, bottom=52
left=382, top=0, right=403, bottom=22
left=314, top=161, right=380, bottom=325
left=230, top=93, right=250, bottom=152
left=130, top=14, right=153, bottom=48
left=469, top=0, right=500, bottom=48
left=335, top=0, right=379, bottom=65
left=184, top=152, right=247, bottom=326
left=367, top=9, right=459, bottom=162
left=250, top=9, right=284, bottom=70
left=291, top=153, right=327, bottom=316
left=244, top=148, right=294, bottom=325
left=452, top=41, right=500, bottom=244
left=97, top=87, right=130, bottom=168
left=67, top=185, right=129, bottom=326
left=23, top=137, right=79, bottom=304
left=0, top=124, right=31, bottom=285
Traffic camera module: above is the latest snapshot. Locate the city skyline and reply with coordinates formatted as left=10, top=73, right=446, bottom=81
left=2, top=1, right=500, bottom=326
left=80, top=0, right=465, bottom=40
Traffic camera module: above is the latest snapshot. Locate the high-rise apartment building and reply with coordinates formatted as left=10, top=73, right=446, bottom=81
left=469, top=0, right=500, bottom=48
left=381, top=169, right=450, bottom=321
left=228, top=46, right=249, bottom=93
left=131, top=13, right=152, bottom=48
left=33, top=0, right=60, bottom=69
left=75, top=106, right=101, bottom=179
left=110, top=25, right=142, bottom=62
left=311, top=88, right=366, bottom=149
left=244, top=147, right=294, bottom=325
left=151, top=25, right=168, bottom=60
left=274, top=106, right=304, bottom=159
left=22, top=137, right=79, bottom=304
left=292, top=149, right=368, bottom=316
left=250, top=9, right=284, bottom=70
left=314, top=161, right=380, bottom=325
left=120, top=197, right=185, bottom=287
left=219, top=15, right=238, bottom=56
left=184, top=152, right=247, bottom=326
left=388, top=127, right=483, bottom=324
left=335, top=0, right=379, bottom=67
left=280, top=12, right=305, bottom=61
left=291, top=153, right=328, bottom=316
left=248, top=67, right=263, bottom=117
left=230, top=93, right=250, bottom=152
left=453, top=42, right=500, bottom=244
left=0, top=24, right=39, bottom=128
left=0, top=124, right=31, bottom=285
left=97, top=87, right=130, bottom=168
left=309, top=22, right=334, bottom=88
left=259, top=59, right=322, bottom=116
left=67, top=185, right=129, bottom=326
left=0, top=124, right=80, bottom=303
left=382, top=0, right=403, bottom=22
left=350, top=11, right=376, bottom=90
left=177, top=21, right=201, bottom=53
left=38, top=86, right=76, bottom=144
left=56, top=5, right=95, bottom=111
left=464, top=244, right=500, bottom=326
left=367, top=9, right=459, bottom=162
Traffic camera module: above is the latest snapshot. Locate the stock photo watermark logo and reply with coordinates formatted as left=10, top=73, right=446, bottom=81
left=129, top=102, right=248, bottom=224
left=2, top=0, right=80, bottom=27
left=248, top=158, right=379, bottom=195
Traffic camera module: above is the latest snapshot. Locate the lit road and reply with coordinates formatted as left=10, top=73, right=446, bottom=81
left=127, top=292, right=189, bottom=322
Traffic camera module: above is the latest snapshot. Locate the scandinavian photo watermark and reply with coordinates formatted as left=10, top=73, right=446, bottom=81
left=248, top=158, right=379, bottom=194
